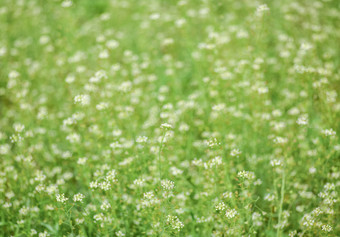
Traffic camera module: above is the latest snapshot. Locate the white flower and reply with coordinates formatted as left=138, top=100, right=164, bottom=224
left=273, top=136, right=288, bottom=144
left=75, top=218, right=84, bottom=224
left=270, top=159, right=282, bottom=167
left=96, top=102, right=109, bottom=110
left=38, top=230, right=50, bottom=237
left=99, top=181, right=111, bottom=191
left=321, top=224, right=332, bottom=232
left=93, top=213, right=105, bottom=222
left=256, top=4, right=270, bottom=17
left=204, top=156, right=222, bottom=169
left=101, top=200, right=111, bottom=211
left=66, top=133, right=81, bottom=143
left=166, top=215, right=184, bottom=231
left=230, top=148, right=241, bottom=157
left=161, top=179, right=174, bottom=190
left=73, top=193, right=85, bottom=202
left=301, top=214, right=314, bottom=228
left=116, top=231, right=125, bottom=237
left=106, top=40, right=119, bottom=49
left=215, top=202, right=226, bottom=211
left=322, top=128, right=336, bottom=137
left=222, top=192, right=233, bottom=199
left=74, top=94, right=90, bottom=106
left=309, top=167, right=316, bottom=174
left=296, top=114, right=309, bottom=125
left=61, top=0, right=72, bottom=8
left=13, top=123, right=25, bottom=133
left=0, top=144, right=11, bottom=155
left=264, top=193, right=275, bottom=202
left=133, top=178, right=146, bottom=187
left=206, top=137, right=220, bottom=148
left=225, top=208, right=238, bottom=219
left=136, top=136, right=148, bottom=143
left=257, top=87, right=268, bottom=94
left=56, top=193, right=68, bottom=203
left=237, top=171, right=255, bottom=180
left=160, top=123, right=173, bottom=129
left=89, top=181, right=98, bottom=189
left=77, top=157, right=87, bottom=165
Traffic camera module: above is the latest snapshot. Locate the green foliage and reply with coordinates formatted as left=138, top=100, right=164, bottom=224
left=0, top=0, right=339, bottom=236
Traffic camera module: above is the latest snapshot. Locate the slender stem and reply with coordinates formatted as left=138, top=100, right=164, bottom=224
left=158, top=131, right=166, bottom=236
left=277, top=168, right=285, bottom=237
left=158, top=132, right=166, bottom=183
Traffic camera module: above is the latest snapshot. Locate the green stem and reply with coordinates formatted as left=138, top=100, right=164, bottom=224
left=277, top=168, right=285, bottom=237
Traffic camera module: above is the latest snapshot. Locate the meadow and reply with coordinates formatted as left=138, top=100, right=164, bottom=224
left=0, top=0, right=339, bottom=236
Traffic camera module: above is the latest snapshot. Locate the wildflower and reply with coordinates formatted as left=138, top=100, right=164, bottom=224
left=270, top=159, right=282, bottom=167
left=206, top=137, right=221, bottom=148
left=212, top=104, right=226, bottom=111
left=322, top=128, right=336, bottom=137
left=161, top=179, right=175, bottom=190
left=116, top=231, right=125, bottom=237
left=73, top=193, right=85, bottom=202
left=169, top=167, right=183, bottom=176
left=61, top=0, right=72, bottom=8
left=74, top=94, right=90, bottom=106
left=264, top=193, right=275, bottom=202
left=230, top=148, right=241, bottom=157
left=166, top=215, right=184, bottom=231
left=321, top=224, right=332, bottom=232
left=75, top=218, right=84, bottom=224
left=136, top=136, right=148, bottom=143
left=96, top=102, right=109, bottom=110
left=215, top=202, right=226, bottom=211
left=160, top=123, right=173, bottom=130
left=89, top=181, right=98, bottom=189
left=252, top=212, right=263, bottom=226
left=222, top=192, right=233, bottom=199
left=296, top=114, right=308, bottom=125
left=133, top=178, right=146, bottom=187
left=309, top=167, right=316, bottom=174
left=256, top=4, right=270, bottom=17
left=101, top=200, right=111, bottom=210
left=13, top=123, right=25, bottom=132
left=257, top=87, right=268, bottom=94
left=38, top=230, right=50, bottom=237
left=93, top=213, right=105, bottom=222
left=106, top=40, right=119, bottom=49
left=66, top=133, right=80, bottom=143
left=105, top=169, right=117, bottom=182
left=301, top=214, right=314, bottom=228
left=77, top=157, right=87, bottom=165
left=237, top=171, right=255, bottom=180
left=56, top=194, right=68, bottom=203
left=99, top=181, right=111, bottom=191
left=225, top=208, right=238, bottom=219
left=10, top=134, right=23, bottom=143
left=204, top=156, right=222, bottom=169
left=0, top=144, right=10, bottom=155
left=273, top=136, right=288, bottom=144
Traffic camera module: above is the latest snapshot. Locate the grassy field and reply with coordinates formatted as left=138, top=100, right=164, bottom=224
left=0, top=0, right=339, bottom=236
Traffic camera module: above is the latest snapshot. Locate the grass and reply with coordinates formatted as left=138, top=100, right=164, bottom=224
left=0, top=0, right=339, bottom=236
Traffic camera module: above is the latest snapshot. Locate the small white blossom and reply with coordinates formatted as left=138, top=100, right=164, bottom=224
left=161, top=179, right=175, bottom=190
left=225, top=208, right=238, bottom=219
left=230, top=148, right=241, bottom=157
left=56, top=193, right=68, bottom=203
left=73, top=193, right=85, bottom=202
left=74, top=94, right=90, bottom=106
left=322, top=128, right=336, bottom=137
